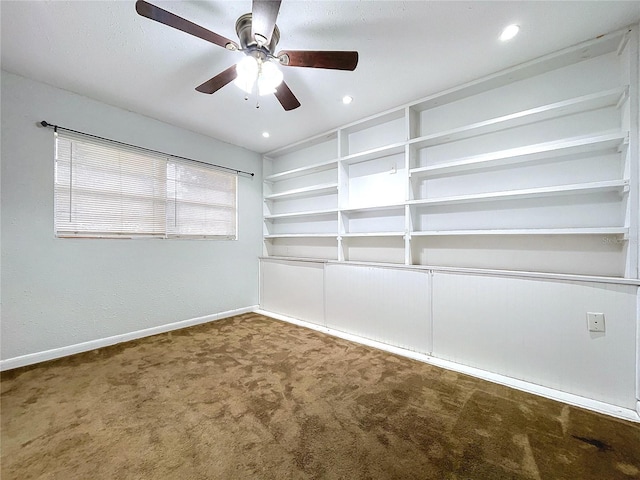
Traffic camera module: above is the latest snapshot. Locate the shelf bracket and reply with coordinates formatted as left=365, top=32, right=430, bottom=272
left=616, top=30, right=631, bottom=56
left=617, top=132, right=630, bottom=153
left=615, top=86, right=629, bottom=109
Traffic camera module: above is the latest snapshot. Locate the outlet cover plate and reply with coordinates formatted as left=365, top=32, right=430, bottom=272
left=587, top=312, right=605, bottom=332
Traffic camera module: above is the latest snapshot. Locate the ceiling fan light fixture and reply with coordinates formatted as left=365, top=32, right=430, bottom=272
left=234, top=56, right=283, bottom=96
left=257, top=60, right=284, bottom=95
left=234, top=55, right=259, bottom=94
left=135, top=0, right=359, bottom=111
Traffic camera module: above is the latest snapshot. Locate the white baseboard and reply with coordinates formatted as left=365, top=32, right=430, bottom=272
left=0, top=305, right=258, bottom=372
left=255, top=309, right=640, bottom=424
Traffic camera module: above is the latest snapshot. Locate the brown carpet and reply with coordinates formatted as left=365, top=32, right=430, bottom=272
left=2, top=312, right=639, bottom=480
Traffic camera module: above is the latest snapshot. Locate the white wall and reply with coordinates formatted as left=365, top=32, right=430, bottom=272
left=1, top=71, right=263, bottom=364
left=431, top=272, right=638, bottom=409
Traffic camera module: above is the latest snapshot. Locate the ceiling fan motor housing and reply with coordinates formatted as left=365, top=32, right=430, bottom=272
left=235, top=13, right=280, bottom=59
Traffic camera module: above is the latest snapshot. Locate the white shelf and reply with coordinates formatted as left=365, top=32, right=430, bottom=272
left=408, top=180, right=629, bottom=207
left=411, top=227, right=629, bottom=236
left=264, top=233, right=338, bottom=239
left=264, top=183, right=338, bottom=200
left=340, top=142, right=405, bottom=165
left=264, top=209, right=338, bottom=220
left=341, top=203, right=405, bottom=214
left=410, top=132, right=628, bottom=177
left=408, top=87, right=628, bottom=149
left=264, top=159, right=338, bottom=182
left=341, top=232, right=405, bottom=238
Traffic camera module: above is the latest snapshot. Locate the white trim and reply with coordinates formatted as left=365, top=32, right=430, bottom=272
left=0, top=305, right=258, bottom=372
left=255, top=309, right=640, bottom=424
left=637, top=286, right=640, bottom=411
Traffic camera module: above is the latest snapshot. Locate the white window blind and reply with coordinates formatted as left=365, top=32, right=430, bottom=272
left=166, top=159, right=237, bottom=238
left=54, top=130, right=237, bottom=239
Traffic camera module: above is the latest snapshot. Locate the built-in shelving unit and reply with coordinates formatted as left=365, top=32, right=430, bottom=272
left=263, top=27, right=638, bottom=278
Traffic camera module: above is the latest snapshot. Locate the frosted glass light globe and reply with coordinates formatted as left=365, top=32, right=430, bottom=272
left=257, top=61, right=284, bottom=96
left=234, top=56, right=259, bottom=94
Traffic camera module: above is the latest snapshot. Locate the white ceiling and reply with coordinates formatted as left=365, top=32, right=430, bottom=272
left=2, top=1, right=640, bottom=153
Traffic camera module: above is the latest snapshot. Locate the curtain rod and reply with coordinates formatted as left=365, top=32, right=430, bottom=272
left=40, top=121, right=254, bottom=177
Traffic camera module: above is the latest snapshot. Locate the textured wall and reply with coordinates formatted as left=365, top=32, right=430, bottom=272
left=1, top=71, right=263, bottom=361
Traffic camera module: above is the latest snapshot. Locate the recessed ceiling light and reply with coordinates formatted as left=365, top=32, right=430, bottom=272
left=342, top=95, right=353, bottom=105
left=500, top=24, right=520, bottom=42
left=262, top=132, right=270, bottom=138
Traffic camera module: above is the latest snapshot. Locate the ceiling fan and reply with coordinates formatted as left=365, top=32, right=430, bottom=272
left=135, top=0, right=359, bottom=111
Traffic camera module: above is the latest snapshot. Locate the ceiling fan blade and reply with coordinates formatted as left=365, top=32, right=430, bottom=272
left=195, top=65, right=238, bottom=94
left=136, top=0, right=238, bottom=50
left=274, top=81, right=301, bottom=111
left=251, top=0, right=281, bottom=45
left=278, top=50, right=359, bottom=71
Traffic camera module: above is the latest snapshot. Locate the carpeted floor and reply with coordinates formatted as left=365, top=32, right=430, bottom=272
left=2, top=312, right=639, bottom=480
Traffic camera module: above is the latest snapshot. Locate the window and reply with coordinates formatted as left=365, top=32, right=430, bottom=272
left=54, top=130, right=237, bottom=239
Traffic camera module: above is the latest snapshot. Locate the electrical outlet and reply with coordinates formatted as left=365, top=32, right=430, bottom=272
left=587, top=312, right=605, bottom=332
